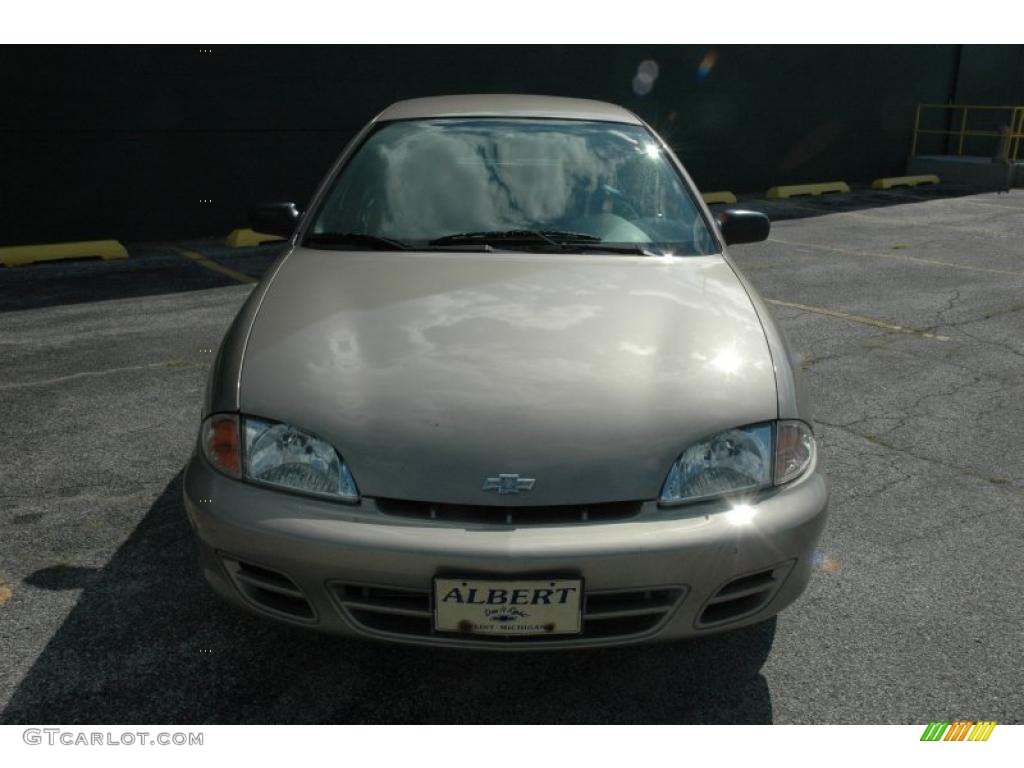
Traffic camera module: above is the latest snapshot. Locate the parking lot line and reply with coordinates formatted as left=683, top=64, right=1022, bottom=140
left=771, top=199, right=1024, bottom=238
left=939, top=197, right=1024, bottom=212
left=768, top=236, right=1024, bottom=277
left=0, top=359, right=203, bottom=391
left=806, top=207, right=1019, bottom=237
left=766, top=298, right=951, bottom=340
left=225, top=228, right=285, bottom=248
left=173, top=247, right=257, bottom=284
left=883, top=191, right=1024, bottom=211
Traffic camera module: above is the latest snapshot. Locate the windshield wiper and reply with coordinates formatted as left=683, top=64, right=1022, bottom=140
left=428, top=230, right=602, bottom=249
left=305, top=230, right=654, bottom=255
left=565, top=243, right=657, bottom=256
left=304, top=232, right=410, bottom=250
left=427, top=230, right=656, bottom=255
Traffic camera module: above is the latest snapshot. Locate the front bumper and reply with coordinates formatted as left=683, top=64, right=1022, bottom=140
left=183, top=453, right=828, bottom=649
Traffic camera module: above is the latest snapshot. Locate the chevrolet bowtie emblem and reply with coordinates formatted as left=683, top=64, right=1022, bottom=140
left=482, top=474, right=536, bottom=494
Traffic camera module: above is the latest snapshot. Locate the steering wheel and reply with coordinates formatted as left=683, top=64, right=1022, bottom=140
left=593, top=184, right=642, bottom=220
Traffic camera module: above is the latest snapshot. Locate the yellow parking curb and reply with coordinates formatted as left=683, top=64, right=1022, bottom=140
left=702, top=191, right=737, bottom=205
left=225, top=229, right=285, bottom=248
left=871, top=174, right=940, bottom=190
left=0, top=240, right=128, bottom=267
left=766, top=182, right=850, bottom=199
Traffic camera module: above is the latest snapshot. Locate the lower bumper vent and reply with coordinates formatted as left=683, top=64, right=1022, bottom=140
left=222, top=557, right=316, bottom=622
left=697, top=561, right=794, bottom=628
left=331, top=582, right=684, bottom=644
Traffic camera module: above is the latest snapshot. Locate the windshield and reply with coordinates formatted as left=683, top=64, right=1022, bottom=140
left=308, top=118, right=718, bottom=256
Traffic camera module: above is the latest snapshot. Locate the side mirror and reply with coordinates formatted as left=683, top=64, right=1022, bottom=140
left=716, top=209, right=771, bottom=246
left=248, top=202, right=301, bottom=238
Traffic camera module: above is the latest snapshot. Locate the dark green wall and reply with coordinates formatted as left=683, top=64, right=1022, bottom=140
left=955, top=45, right=1024, bottom=106
left=0, top=44, right=997, bottom=245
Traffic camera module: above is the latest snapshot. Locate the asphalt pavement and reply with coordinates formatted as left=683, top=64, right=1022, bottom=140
left=1, top=186, right=1022, bottom=723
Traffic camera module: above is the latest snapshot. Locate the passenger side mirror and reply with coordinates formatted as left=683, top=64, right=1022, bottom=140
left=248, top=202, right=301, bottom=238
left=716, top=209, right=771, bottom=246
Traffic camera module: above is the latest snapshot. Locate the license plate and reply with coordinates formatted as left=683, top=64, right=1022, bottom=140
left=433, top=577, right=583, bottom=635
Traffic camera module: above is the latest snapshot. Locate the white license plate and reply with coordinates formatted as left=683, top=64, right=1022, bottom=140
left=433, top=577, right=583, bottom=635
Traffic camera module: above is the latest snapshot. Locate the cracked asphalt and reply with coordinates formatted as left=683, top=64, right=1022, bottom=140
left=1, top=186, right=1022, bottom=723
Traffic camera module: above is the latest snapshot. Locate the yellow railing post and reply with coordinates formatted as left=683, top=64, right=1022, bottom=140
left=911, top=104, right=921, bottom=156
left=957, top=107, right=968, bottom=155
left=1019, top=107, right=1024, bottom=159
left=1014, top=107, right=1024, bottom=161
left=1013, top=108, right=1019, bottom=160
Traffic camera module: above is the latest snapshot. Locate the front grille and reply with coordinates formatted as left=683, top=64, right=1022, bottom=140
left=331, top=582, right=684, bottom=644
left=222, top=557, right=316, bottom=621
left=696, top=560, right=794, bottom=628
left=373, top=498, right=643, bottom=526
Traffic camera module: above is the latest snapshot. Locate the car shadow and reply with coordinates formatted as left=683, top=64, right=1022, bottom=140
left=0, top=241, right=287, bottom=314
left=707, top=182, right=1003, bottom=222
left=1, top=472, right=775, bottom=724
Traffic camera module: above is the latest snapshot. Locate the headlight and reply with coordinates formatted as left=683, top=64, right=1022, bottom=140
left=243, top=417, right=359, bottom=502
left=659, top=420, right=815, bottom=505
left=200, top=413, right=360, bottom=501
left=660, top=423, right=773, bottom=505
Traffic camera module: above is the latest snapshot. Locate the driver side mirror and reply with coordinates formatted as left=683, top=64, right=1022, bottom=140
left=716, top=209, right=771, bottom=246
left=249, top=202, right=301, bottom=238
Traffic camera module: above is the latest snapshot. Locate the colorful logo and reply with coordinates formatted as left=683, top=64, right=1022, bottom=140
left=484, top=606, right=530, bottom=623
left=920, top=721, right=997, bottom=741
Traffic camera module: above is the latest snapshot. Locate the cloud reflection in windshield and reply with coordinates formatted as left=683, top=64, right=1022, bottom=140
left=314, top=119, right=714, bottom=254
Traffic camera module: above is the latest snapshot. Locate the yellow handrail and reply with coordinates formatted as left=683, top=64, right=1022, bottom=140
left=916, top=103, right=1022, bottom=110
left=1014, top=108, right=1024, bottom=160
left=911, top=103, right=1024, bottom=161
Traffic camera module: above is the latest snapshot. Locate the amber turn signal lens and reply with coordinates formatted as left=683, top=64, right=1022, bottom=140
left=774, top=421, right=814, bottom=485
left=201, top=414, right=241, bottom=477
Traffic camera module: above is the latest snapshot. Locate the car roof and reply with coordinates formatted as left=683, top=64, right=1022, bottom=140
left=375, top=94, right=643, bottom=125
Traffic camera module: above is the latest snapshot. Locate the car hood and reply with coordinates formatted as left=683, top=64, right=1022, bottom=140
left=239, top=248, right=777, bottom=506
